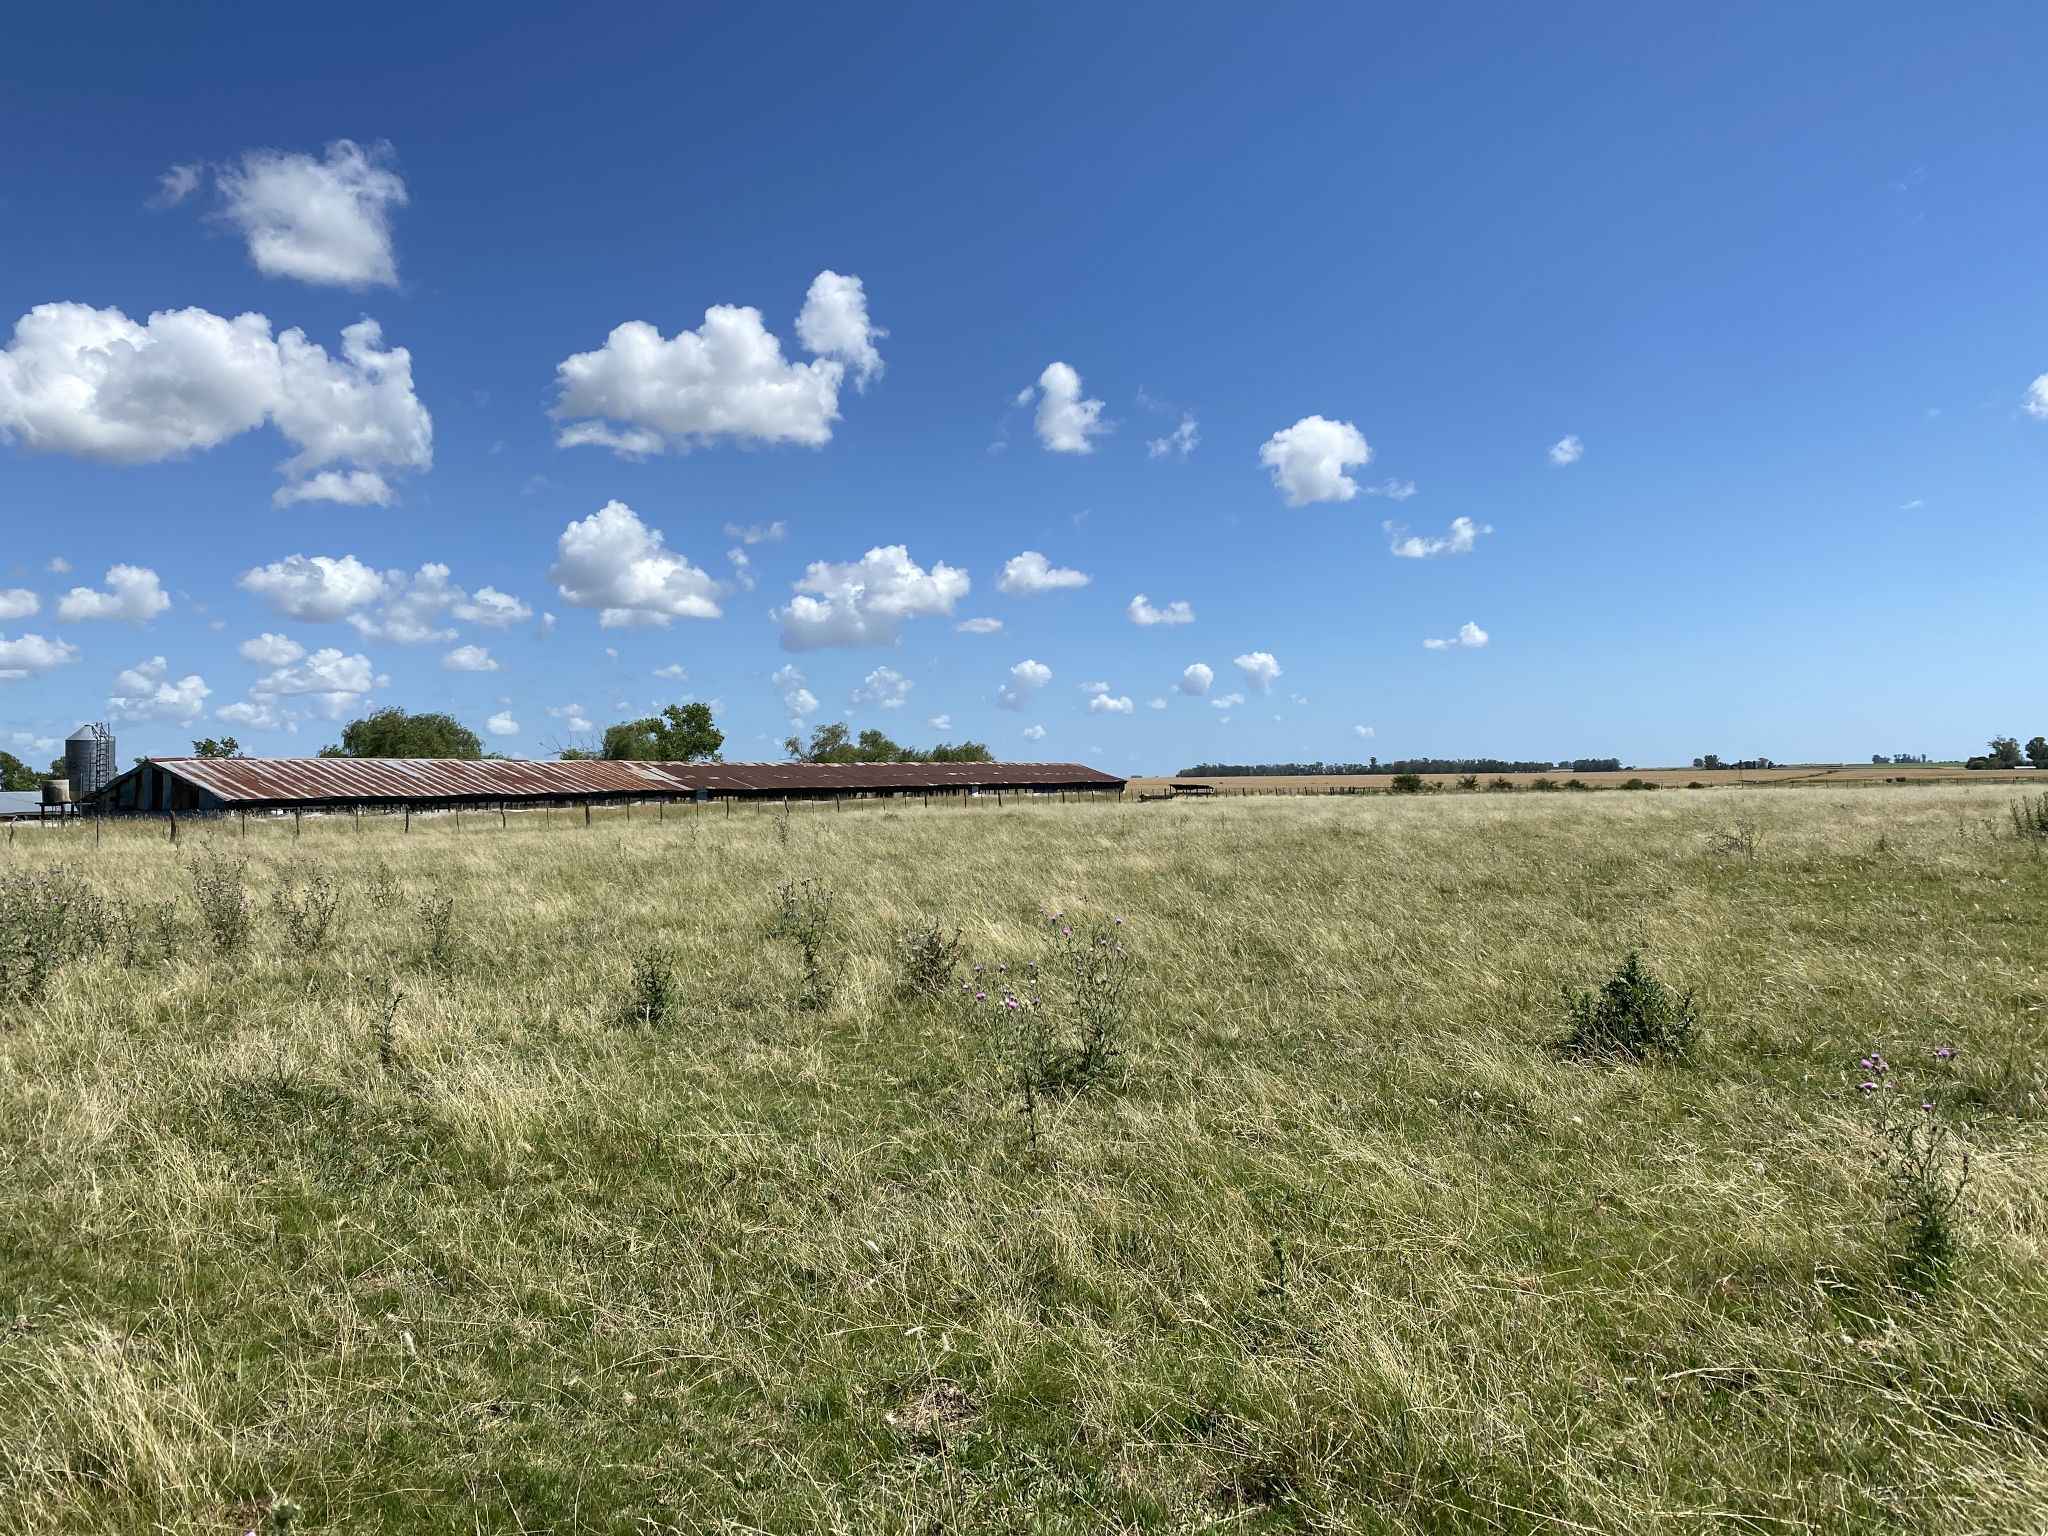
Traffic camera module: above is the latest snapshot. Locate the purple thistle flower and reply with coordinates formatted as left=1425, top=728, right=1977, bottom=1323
left=1921, top=1101, right=1934, bottom=1111
left=1934, top=1046, right=1955, bottom=1060
left=1858, top=1081, right=1878, bottom=1093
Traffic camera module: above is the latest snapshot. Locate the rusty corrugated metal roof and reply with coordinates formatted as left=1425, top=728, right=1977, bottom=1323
left=142, top=757, right=681, bottom=804
left=119, top=757, right=1124, bottom=805
left=648, top=761, right=1125, bottom=793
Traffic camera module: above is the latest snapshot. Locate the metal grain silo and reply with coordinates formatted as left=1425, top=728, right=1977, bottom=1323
left=65, top=723, right=115, bottom=797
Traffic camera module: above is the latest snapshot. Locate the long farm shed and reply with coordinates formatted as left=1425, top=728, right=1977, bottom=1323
left=90, top=758, right=1126, bottom=815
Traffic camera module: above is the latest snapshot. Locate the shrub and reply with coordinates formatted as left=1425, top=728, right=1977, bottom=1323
left=1621, top=778, right=1659, bottom=792
left=1561, top=951, right=1698, bottom=1060
left=186, top=844, right=253, bottom=957
left=898, top=918, right=965, bottom=998
left=1487, top=777, right=1516, bottom=792
left=1530, top=778, right=1559, bottom=792
left=1457, top=775, right=1479, bottom=791
left=1388, top=774, right=1424, bottom=795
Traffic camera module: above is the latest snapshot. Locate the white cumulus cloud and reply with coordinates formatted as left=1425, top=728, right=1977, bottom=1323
left=724, top=520, right=787, bottom=544
left=1355, top=725, right=1375, bottom=739
left=1259, top=415, right=1370, bottom=506
left=237, top=553, right=386, bottom=623
left=849, top=665, right=914, bottom=709
left=1385, top=516, right=1491, bottom=559
left=0, top=590, right=40, bottom=621
left=772, top=545, right=967, bottom=651
left=55, top=564, right=171, bottom=623
left=1176, top=662, right=1214, bottom=697
left=442, top=645, right=499, bottom=672
left=956, top=616, right=1003, bottom=634
left=1021, top=724, right=1047, bottom=741
left=106, top=657, right=210, bottom=723
left=1549, top=435, right=1584, bottom=466
left=452, top=586, right=533, bottom=629
left=1424, top=621, right=1489, bottom=650
left=486, top=711, right=519, bottom=737
left=997, top=658, right=1052, bottom=711
left=927, top=714, right=951, bottom=731
left=1029, top=362, right=1108, bottom=453
left=996, top=551, right=1090, bottom=596
left=1211, top=692, right=1244, bottom=710
left=0, top=303, right=430, bottom=504
left=218, top=139, right=407, bottom=289
left=652, top=663, right=690, bottom=681
left=553, top=271, right=882, bottom=455
left=237, top=632, right=305, bottom=666
left=220, top=647, right=386, bottom=725
left=1127, top=593, right=1194, bottom=626
left=771, top=663, right=818, bottom=721
left=2025, top=377, right=2048, bottom=420
left=1365, top=479, right=1418, bottom=500
left=0, top=632, right=82, bottom=681
left=1235, top=651, right=1282, bottom=695
left=1088, top=693, right=1134, bottom=715
left=1146, top=415, right=1199, bottom=459
left=1147, top=697, right=1166, bottom=709
left=549, top=500, right=722, bottom=627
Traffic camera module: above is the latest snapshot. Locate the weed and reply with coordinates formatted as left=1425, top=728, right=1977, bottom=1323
left=415, top=886, right=456, bottom=973
left=2010, top=793, right=2048, bottom=846
left=0, top=869, right=94, bottom=1005
left=1709, top=819, right=1763, bottom=858
left=111, top=898, right=180, bottom=968
left=372, top=984, right=404, bottom=1071
left=1561, top=950, right=1698, bottom=1060
left=364, top=862, right=402, bottom=908
left=270, top=861, right=343, bottom=950
left=898, top=917, right=966, bottom=999
left=1044, top=909, right=1135, bottom=1082
left=1856, top=1050, right=1971, bottom=1285
left=621, top=945, right=682, bottom=1028
left=968, top=962, right=1056, bottom=1143
left=771, top=878, right=835, bottom=1010
left=186, top=843, right=252, bottom=957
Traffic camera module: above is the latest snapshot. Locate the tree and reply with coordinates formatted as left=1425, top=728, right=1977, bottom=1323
left=0, top=751, right=38, bottom=792
left=781, top=722, right=992, bottom=763
left=599, top=702, right=723, bottom=762
left=319, top=708, right=484, bottom=760
left=192, top=737, right=243, bottom=759
left=2027, top=737, right=2048, bottom=770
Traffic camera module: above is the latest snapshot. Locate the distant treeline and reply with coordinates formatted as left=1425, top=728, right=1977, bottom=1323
left=1178, top=758, right=1622, bottom=778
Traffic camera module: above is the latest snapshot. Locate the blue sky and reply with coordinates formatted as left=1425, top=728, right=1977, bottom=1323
left=3, top=3, right=2045, bottom=772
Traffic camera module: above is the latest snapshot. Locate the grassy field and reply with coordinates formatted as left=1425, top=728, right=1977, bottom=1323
left=2, top=787, right=2045, bottom=1534
left=1130, top=764, right=2045, bottom=795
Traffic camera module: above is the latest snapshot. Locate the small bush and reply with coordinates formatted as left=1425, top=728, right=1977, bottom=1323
left=186, top=843, right=252, bottom=957
left=1457, top=775, right=1479, bottom=791
left=1561, top=951, right=1698, bottom=1060
left=1487, top=777, right=1516, bottom=792
left=1708, top=819, right=1762, bottom=859
left=1530, top=777, right=1559, bottom=792
left=898, top=918, right=965, bottom=998
left=1388, top=774, right=1424, bottom=795
left=1565, top=778, right=1592, bottom=792
left=621, top=946, right=682, bottom=1028
left=1621, top=777, right=1658, bottom=792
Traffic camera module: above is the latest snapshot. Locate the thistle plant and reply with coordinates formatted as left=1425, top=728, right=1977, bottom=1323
left=271, top=860, right=343, bottom=950
left=416, top=886, right=456, bottom=973
left=1042, top=908, right=1134, bottom=1083
left=0, top=868, right=93, bottom=1005
left=1856, top=1048, right=1971, bottom=1285
left=772, top=878, right=835, bottom=1010
left=898, top=917, right=966, bottom=999
left=1560, top=950, right=1698, bottom=1060
left=186, top=843, right=252, bottom=957
left=622, top=945, right=682, bottom=1028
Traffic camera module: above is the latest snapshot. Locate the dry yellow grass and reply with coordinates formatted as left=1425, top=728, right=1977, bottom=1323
left=1, top=785, right=2044, bottom=1533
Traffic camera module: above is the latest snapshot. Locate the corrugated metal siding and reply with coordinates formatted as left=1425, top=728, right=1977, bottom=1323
left=106, top=757, right=1125, bottom=808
